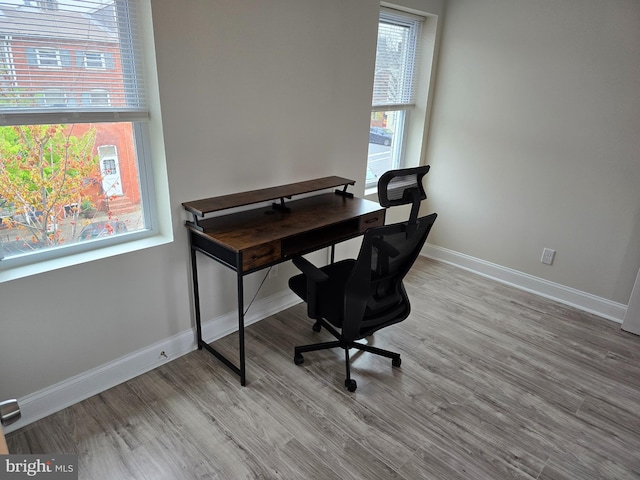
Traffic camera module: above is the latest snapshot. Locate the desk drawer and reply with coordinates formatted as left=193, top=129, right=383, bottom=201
left=359, top=211, right=385, bottom=232
left=243, top=242, right=281, bottom=271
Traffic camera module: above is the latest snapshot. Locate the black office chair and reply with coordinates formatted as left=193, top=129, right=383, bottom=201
left=289, top=166, right=436, bottom=392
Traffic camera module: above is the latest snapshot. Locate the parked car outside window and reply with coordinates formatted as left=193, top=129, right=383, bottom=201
left=369, top=127, right=393, bottom=146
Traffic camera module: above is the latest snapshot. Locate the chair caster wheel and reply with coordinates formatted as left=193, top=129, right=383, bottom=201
left=312, top=321, right=322, bottom=332
left=392, top=357, right=401, bottom=367
left=294, top=353, right=304, bottom=365
left=345, top=379, right=357, bottom=392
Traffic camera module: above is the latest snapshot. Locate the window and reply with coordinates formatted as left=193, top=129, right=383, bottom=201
left=35, top=48, right=62, bottom=67
left=39, top=0, right=58, bottom=10
left=82, top=51, right=107, bottom=69
left=0, top=0, right=155, bottom=269
left=86, top=89, right=111, bottom=106
left=367, top=8, right=423, bottom=188
left=41, top=89, right=67, bottom=106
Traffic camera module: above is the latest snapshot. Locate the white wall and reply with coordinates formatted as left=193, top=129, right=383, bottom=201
left=0, top=0, right=443, bottom=420
left=425, top=0, right=640, bottom=305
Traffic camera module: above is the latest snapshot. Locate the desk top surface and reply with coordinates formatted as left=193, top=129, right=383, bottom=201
left=189, top=192, right=383, bottom=252
left=182, top=176, right=355, bottom=217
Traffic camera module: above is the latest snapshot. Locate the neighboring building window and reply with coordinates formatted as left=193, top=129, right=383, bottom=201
left=0, top=0, right=154, bottom=268
left=83, top=51, right=106, bottom=69
left=0, top=36, right=16, bottom=79
left=367, top=8, right=423, bottom=188
left=41, top=89, right=66, bottom=106
left=35, top=48, right=62, bottom=67
left=39, top=0, right=59, bottom=10
left=86, top=89, right=111, bottom=106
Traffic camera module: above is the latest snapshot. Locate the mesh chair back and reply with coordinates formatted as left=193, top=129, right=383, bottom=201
left=342, top=212, right=437, bottom=341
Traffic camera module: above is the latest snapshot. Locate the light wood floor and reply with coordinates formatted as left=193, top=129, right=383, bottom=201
left=7, top=257, right=640, bottom=479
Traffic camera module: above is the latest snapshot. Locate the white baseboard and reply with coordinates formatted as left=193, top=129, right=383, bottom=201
left=422, top=244, right=627, bottom=323
left=5, top=290, right=301, bottom=434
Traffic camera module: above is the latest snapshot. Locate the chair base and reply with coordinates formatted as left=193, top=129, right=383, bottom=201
left=293, top=320, right=401, bottom=392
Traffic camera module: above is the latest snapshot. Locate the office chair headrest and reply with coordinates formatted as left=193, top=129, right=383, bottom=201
left=377, top=165, right=430, bottom=228
left=377, top=165, right=429, bottom=208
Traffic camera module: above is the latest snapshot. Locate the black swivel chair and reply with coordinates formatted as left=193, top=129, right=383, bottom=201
left=288, top=166, right=436, bottom=392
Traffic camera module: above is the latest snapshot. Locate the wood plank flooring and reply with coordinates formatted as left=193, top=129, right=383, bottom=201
left=7, top=257, right=640, bottom=479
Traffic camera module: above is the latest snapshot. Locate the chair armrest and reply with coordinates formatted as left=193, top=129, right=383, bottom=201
left=292, top=256, right=329, bottom=283
left=292, top=256, right=329, bottom=320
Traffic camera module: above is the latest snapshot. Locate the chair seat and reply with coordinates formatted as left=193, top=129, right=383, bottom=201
left=289, top=259, right=356, bottom=329
left=289, top=258, right=411, bottom=339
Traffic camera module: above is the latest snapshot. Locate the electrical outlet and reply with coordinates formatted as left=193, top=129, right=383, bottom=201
left=541, top=248, right=556, bottom=265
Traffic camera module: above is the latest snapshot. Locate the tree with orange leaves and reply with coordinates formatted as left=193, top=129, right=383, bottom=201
left=0, top=124, right=99, bottom=249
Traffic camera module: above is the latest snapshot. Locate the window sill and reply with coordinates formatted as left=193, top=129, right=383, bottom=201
left=0, top=231, right=173, bottom=283
left=364, top=186, right=379, bottom=199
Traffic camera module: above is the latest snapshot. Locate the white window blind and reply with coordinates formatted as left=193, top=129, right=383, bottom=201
left=372, top=8, right=423, bottom=112
left=0, top=0, right=147, bottom=126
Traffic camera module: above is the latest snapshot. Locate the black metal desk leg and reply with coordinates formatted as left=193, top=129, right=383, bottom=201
left=237, top=271, right=246, bottom=386
left=189, top=238, right=204, bottom=350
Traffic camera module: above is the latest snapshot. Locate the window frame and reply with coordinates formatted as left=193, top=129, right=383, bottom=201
left=0, top=0, right=165, bottom=276
left=367, top=8, right=424, bottom=190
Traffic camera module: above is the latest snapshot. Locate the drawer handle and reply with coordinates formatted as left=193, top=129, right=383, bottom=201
left=252, top=249, right=274, bottom=260
left=365, top=217, right=379, bottom=224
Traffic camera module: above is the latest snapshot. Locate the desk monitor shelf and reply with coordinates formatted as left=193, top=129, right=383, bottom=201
left=182, top=176, right=355, bottom=221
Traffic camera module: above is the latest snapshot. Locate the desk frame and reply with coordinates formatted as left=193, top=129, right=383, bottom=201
left=183, top=177, right=385, bottom=386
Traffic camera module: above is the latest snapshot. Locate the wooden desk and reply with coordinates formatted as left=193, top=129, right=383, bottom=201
left=183, top=177, right=385, bottom=385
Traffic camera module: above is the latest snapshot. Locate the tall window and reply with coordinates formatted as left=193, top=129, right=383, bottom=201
left=0, top=0, right=154, bottom=267
left=367, top=8, right=423, bottom=188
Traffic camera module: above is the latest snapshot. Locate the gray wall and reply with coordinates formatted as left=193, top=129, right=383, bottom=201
left=425, top=0, right=640, bottom=304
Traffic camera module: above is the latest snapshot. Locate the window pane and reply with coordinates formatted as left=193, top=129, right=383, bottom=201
left=367, top=10, right=422, bottom=189
left=0, top=122, right=145, bottom=260
left=0, top=0, right=154, bottom=269
left=84, top=51, right=106, bottom=69
left=367, top=110, right=405, bottom=188
left=372, top=11, right=422, bottom=109
left=0, top=0, right=147, bottom=121
left=36, top=49, right=62, bottom=68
